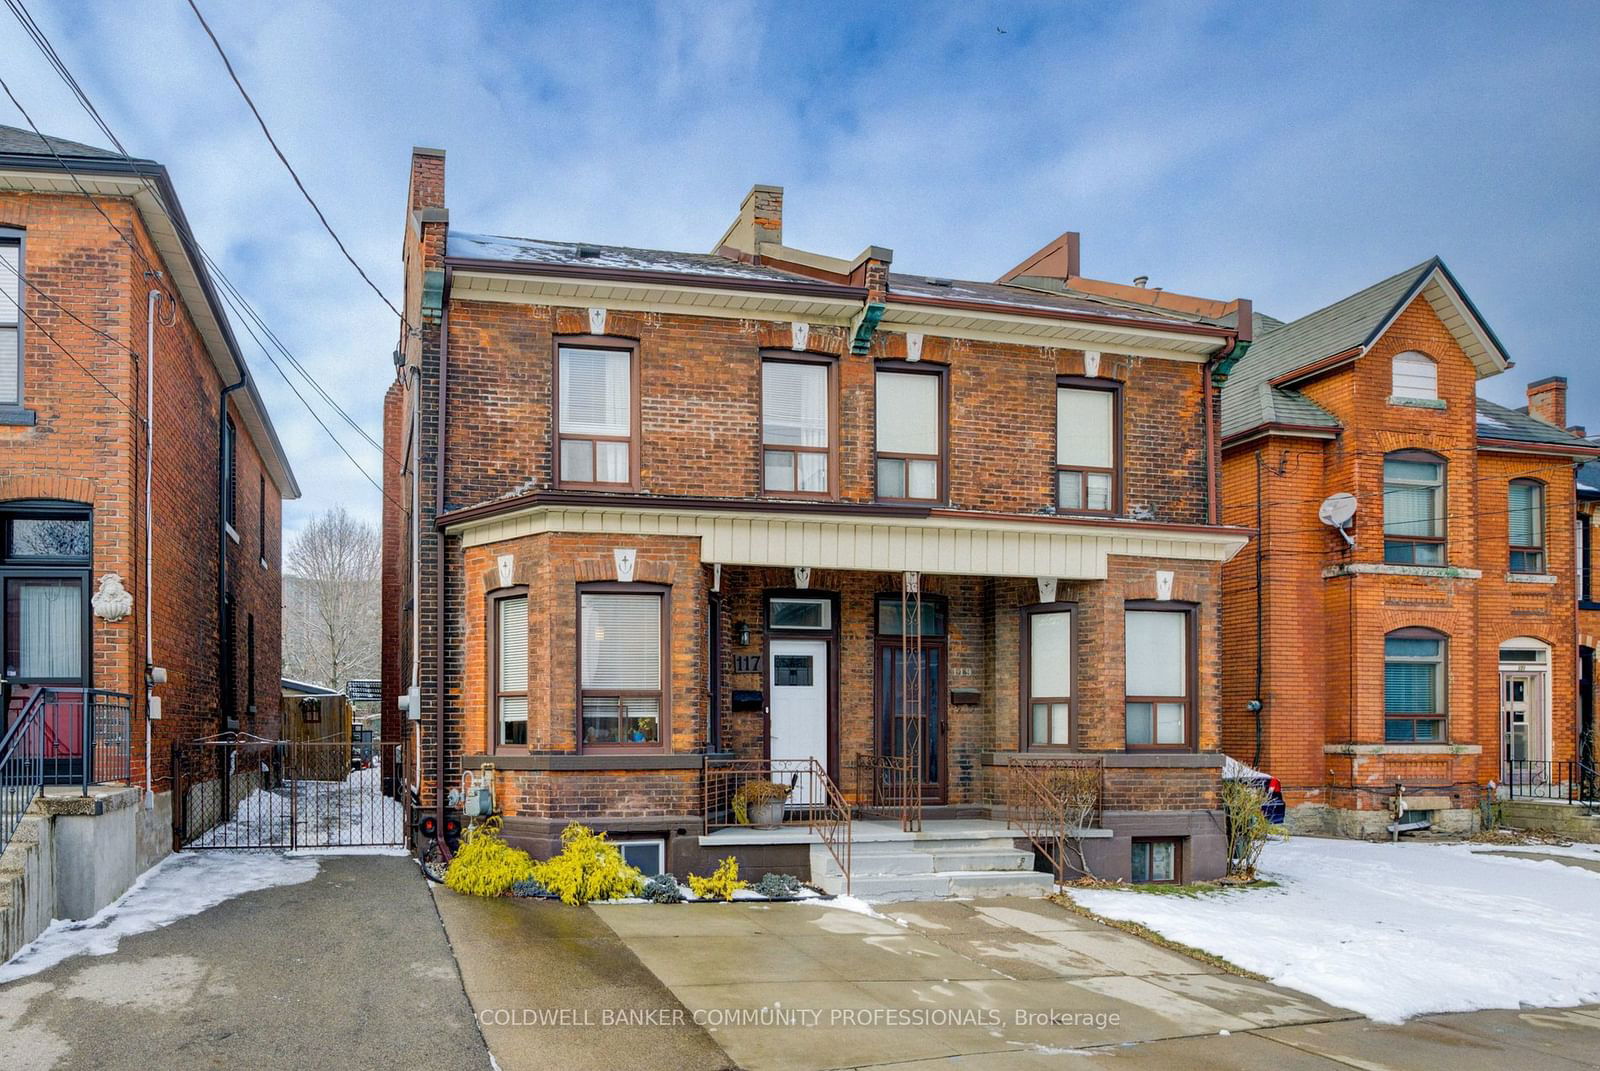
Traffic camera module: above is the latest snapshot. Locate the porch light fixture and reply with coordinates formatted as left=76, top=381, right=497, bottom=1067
left=736, top=621, right=751, bottom=647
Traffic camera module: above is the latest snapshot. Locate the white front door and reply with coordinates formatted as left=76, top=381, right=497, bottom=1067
left=769, top=639, right=828, bottom=805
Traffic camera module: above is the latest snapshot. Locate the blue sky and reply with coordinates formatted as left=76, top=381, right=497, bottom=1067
left=3, top=1, right=1598, bottom=546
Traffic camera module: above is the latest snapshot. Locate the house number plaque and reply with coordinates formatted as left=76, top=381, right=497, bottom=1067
left=734, top=654, right=761, bottom=674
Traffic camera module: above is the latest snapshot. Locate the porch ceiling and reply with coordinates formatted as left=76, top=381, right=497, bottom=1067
left=446, top=502, right=1248, bottom=578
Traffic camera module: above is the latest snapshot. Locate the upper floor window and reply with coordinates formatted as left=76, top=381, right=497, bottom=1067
left=1124, top=605, right=1192, bottom=749
left=1383, top=451, right=1444, bottom=565
left=762, top=357, right=832, bottom=497
left=494, top=591, right=529, bottom=747
left=557, top=342, right=636, bottom=488
left=1508, top=480, right=1545, bottom=574
left=222, top=415, right=238, bottom=531
left=0, top=233, right=19, bottom=408
left=1391, top=350, right=1438, bottom=401
left=1023, top=603, right=1073, bottom=748
left=1056, top=381, right=1118, bottom=513
left=875, top=368, right=942, bottom=502
left=1384, top=628, right=1446, bottom=742
left=579, top=585, right=665, bottom=749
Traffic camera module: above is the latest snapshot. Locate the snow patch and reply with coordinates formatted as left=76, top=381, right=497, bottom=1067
left=1068, top=837, right=1600, bottom=1023
left=0, top=852, right=318, bottom=983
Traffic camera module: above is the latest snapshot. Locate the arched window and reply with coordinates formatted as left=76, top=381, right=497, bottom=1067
left=1391, top=351, right=1438, bottom=401
left=1508, top=479, right=1545, bottom=574
left=1383, top=451, right=1445, bottom=565
left=1384, top=627, right=1447, bottom=742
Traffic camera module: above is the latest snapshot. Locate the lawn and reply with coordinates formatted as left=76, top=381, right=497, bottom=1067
left=1067, top=837, right=1600, bottom=1023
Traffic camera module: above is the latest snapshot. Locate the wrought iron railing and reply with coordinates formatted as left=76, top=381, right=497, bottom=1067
left=0, top=687, right=133, bottom=856
left=999, top=755, right=1105, bottom=885
left=1503, top=758, right=1599, bottom=808
left=853, top=751, right=923, bottom=833
left=703, top=756, right=852, bottom=894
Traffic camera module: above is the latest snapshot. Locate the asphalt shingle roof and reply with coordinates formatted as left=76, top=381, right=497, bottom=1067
left=1221, top=259, right=1439, bottom=438
left=0, top=123, right=125, bottom=160
left=1475, top=397, right=1590, bottom=449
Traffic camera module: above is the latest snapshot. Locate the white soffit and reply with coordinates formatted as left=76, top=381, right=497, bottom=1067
left=449, top=269, right=861, bottom=326
left=880, top=304, right=1219, bottom=363
left=449, top=504, right=1248, bottom=578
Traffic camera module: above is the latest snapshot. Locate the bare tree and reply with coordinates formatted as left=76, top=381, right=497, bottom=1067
left=282, top=506, right=380, bottom=690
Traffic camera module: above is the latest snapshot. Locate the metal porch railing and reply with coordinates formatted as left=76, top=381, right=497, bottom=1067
left=1502, top=758, right=1599, bottom=809
left=0, top=687, right=133, bottom=855
left=999, top=755, right=1105, bottom=885
left=703, top=756, right=852, bottom=894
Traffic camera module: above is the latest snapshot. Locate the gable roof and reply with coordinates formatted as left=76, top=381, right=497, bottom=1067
left=0, top=125, right=299, bottom=498
left=1221, top=258, right=1511, bottom=439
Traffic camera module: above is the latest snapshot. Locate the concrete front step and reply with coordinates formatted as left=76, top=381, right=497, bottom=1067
left=815, top=847, right=1034, bottom=878
left=809, top=835, right=1051, bottom=900
left=813, top=867, right=1055, bottom=900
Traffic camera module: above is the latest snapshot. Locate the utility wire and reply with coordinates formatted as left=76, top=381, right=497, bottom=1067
left=184, top=0, right=412, bottom=336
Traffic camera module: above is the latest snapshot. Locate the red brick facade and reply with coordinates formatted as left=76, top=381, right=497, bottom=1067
left=386, top=147, right=1247, bottom=879
left=0, top=173, right=292, bottom=797
left=1221, top=294, right=1588, bottom=834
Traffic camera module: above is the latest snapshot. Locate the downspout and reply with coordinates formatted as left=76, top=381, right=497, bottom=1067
left=1253, top=448, right=1265, bottom=767
left=145, top=285, right=162, bottom=807
left=433, top=276, right=450, bottom=858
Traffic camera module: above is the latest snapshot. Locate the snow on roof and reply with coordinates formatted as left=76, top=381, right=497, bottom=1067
left=447, top=231, right=821, bottom=283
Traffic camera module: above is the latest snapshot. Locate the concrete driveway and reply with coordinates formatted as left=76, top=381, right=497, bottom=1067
left=0, top=854, right=488, bottom=1071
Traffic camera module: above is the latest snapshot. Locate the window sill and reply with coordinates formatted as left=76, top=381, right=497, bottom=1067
left=225, top=523, right=240, bottom=544
left=0, top=406, right=37, bottom=426
left=1580, top=600, right=1600, bottom=612
left=1387, top=395, right=1446, bottom=410
left=463, top=752, right=701, bottom=771
left=982, top=751, right=1224, bottom=769
left=1322, top=563, right=1482, bottom=580
left=1324, top=743, right=1482, bottom=756
left=1506, top=572, right=1557, bottom=585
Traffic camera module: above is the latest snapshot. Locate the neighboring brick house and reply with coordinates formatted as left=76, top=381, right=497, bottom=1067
left=1575, top=437, right=1600, bottom=778
left=383, top=146, right=1257, bottom=886
left=0, top=126, right=298, bottom=816
left=1219, top=259, right=1599, bottom=836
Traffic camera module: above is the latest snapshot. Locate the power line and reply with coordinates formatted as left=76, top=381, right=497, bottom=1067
left=10, top=295, right=144, bottom=424
left=184, top=0, right=412, bottom=336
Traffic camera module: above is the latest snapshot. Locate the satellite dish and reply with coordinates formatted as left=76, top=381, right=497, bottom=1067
left=1318, top=492, right=1358, bottom=546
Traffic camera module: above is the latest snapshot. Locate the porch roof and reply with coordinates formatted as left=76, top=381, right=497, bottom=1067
left=443, top=497, right=1249, bottom=579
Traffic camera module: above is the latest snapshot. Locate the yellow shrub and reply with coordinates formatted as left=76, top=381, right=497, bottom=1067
left=443, top=817, right=538, bottom=897
left=687, top=856, right=747, bottom=901
left=529, top=823, right=645, bottom=905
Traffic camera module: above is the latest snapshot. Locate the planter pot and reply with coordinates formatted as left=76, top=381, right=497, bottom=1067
left=749, top=800, right=786, bottom=829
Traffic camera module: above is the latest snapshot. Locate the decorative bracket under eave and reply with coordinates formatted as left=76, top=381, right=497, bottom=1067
left=850, top=302, right=885, bottom=356
left=1211, top=339, right=1250, bottom=387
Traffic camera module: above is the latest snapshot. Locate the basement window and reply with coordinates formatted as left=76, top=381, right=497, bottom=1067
left=1131, top=838, right=1180, bottom=883
left=615, top=839, right=665, bottom=875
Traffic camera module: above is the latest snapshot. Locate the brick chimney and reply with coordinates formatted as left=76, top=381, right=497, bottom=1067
left=408, top=145, right=446, bottom=216
left=1527, top=376, right=1567, bottom=429
left=713, top=184, right=782, bottom=254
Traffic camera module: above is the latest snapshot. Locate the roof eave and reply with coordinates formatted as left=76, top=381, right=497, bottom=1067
left=441, top=255, right=868, bottom=301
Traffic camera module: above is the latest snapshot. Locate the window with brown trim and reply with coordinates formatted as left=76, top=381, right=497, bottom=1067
left=1056, top=380, right=1119, bottom=514
left=578, top=583, right=667, bottom=749
left=556, top=340, right=638, bottom=488
left=1131, top=837, right=1181, bottom=883
left=1384, top=627, right=1445, bottom=742
left=874, top=366, right=943, bottom=502
left=1383, top=451, right=1445, bottom=565
left=762, top=356, right=834, bottom=497
left=1123, top=604, right=1194, bottom=749
left=493, top=590, right=528, bottom=747
left=1509, top=479, right=1545, bottom=574
left=1022, top=603, right=1074, bottom=747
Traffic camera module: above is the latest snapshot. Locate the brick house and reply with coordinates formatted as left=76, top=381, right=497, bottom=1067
left=1574, top=430, right=1599, bottom=786
left=0, top=126, right=297, bottom=844
left=1219, top=259, right=1600, bottom=836
left=383, top=146, right=1256, bottom=890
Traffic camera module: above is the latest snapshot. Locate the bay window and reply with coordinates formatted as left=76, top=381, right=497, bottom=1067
left=557, top=342, right=636, bottom=488
left=762, top=357, right=833, bottom=496
left=1056, top=382, right=1118, bottom=513
left=1023, top=604, right=1074, bottom=747
left=875, top=368, right=942, bottom=502
left=1383, top=452, right=1445, bottom=564
left=493, top=591, right=528, bottom=747
left=1124, top=606, right=1192, bottom=748
left=579, top=585, right=666, bottom=748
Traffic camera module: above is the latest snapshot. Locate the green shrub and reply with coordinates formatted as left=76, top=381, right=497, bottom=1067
left=529, top=823, right=645, bottom=905
left=752, top=872, right=804, bottom=899
left=643, top=873, right=685, bottom=903
left=687, top=856, right=748, bottom=901
left=443, top=817, right=538, bottom=897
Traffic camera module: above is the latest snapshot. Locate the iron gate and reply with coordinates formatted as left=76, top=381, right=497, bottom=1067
left=173, top=733, right=406, bottom=850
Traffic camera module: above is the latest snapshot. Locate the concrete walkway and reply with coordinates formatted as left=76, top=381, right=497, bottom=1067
left=0, top=854, right=488, bottom=1071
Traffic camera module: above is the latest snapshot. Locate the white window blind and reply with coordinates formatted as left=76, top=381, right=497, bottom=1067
left=1057, top=388, right=1113, bottom=467
left=1125, top=611, right=1185, bottom=696
left=559, top=347, right=631, bottom=436
left=763, top=362, right=829, bottom=447
left=1391, top=351, right=1437, bottom=400
left=498, top=597, right=528, bottom=692
left=581, top=593, right=661, bottom=689
left=1509, top=482, right=1542, bottom=547
left=876, top=371, right=938, bottom=454
left=1029, top=611, right=1071, bottom=698
left=0, top=241, right=19, bottom=406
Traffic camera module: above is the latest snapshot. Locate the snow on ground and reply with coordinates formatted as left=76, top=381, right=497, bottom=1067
left=1068, top=837, right=1600, bottom=1024
left=0, top=852, right=318, bottom=983
left=189, top=765, right=404, bottom=849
